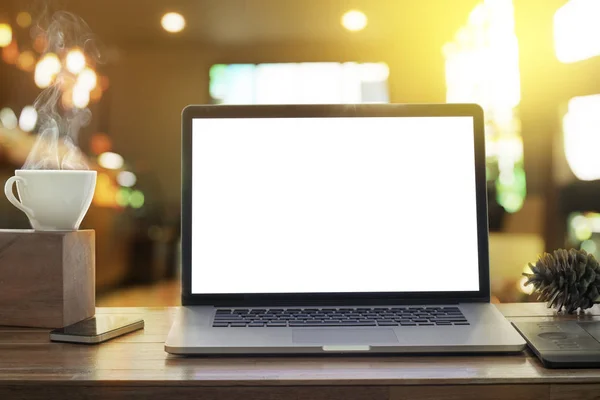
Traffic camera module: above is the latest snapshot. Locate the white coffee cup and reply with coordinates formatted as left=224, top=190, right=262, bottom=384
left=4, top=170, right=97, bottom=231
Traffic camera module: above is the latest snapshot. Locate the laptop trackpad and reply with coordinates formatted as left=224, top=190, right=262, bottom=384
left=292, top=328, right=399, bottom=344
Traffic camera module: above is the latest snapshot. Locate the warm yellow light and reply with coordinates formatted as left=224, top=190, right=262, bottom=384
left=563, top=94, right=600, bottom=181
left=517, top=275, right=534, bottom=295
left=16, top=50, right=35, bottom=72
left=360, top=63, right=389, bottom=82
left=65, top=48, right=86, bottom=74
left=98, top=152, right=124, bottom=170
left=18, top=106, right=38, bottom=132
left=161, top=12, right=186, bottom=33
left=341, top=10, right=367, bottom=32
left=77, top=67, right=97, bottom=90
left=554, top=0, right=600, bottom=63
left=72, top=84, right=90, bottom=109
left=16, top=12, right=32, bottom=28
left=34, top=53, right=61, bottom=88
left=0, top=24, right=12, bottom=47
left=0, top=108, right=18, bottom=129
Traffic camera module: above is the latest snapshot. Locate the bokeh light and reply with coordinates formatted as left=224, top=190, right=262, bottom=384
left=34, top=53, right=61, bottom=88
left=72, top=83, right=91, bottom=108
left=65, top=48, right=86, bottom=74
left=16, top=12, right=32, bottom=28
left=563, top=94, right=600, bottom=181
left=16, top=50, right=36, bottom=72
left=1, top=40, right=18, bottom=64
left=116, top=187, right=131, bottom=207
left=98, top=152, right=124, bottom=170
left=554, top=0, right=600, bottom=63
left=18, top=106, right=38, bottom=132
left=90, top=133, right=113, bottom=155
left=77, top=67, right=97, bottom=90
left=0, top=24, right=12, bottom=47
left=33, top=35, right=47, bottom=53
left=0, top=108, right=18, bottom=129
left=581, top=239, right=598, bottom=255
left=117, top=171, right=137, bottom=187
left=341, top=10, right=367, bottom=32
left=161, top=12, right=186, bottom=33
left=129, top=190, right=145, bottom=209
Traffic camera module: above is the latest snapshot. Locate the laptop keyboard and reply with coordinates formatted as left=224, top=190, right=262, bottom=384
left=212, top=306, right=469, bottom=327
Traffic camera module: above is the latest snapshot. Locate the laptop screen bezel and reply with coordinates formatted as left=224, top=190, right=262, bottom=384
left=181, top=104, right=490, bottom=306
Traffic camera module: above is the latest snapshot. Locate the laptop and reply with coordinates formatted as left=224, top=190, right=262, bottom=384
left=165, top=104, right=526, bottom=355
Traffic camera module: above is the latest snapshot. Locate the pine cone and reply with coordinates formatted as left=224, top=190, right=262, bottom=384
left=523, top=249, right=600, bottom=313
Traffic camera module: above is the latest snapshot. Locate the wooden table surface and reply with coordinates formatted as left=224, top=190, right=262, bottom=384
left=1, top=303, right=600, bottom=400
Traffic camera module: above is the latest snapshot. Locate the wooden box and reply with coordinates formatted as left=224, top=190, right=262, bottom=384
left=0, top=230, right=95, bottom=328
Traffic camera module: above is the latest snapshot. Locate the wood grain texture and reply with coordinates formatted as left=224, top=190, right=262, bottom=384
left=550, top=384, right=600, bottom=400
left=0, top=304, right=599, bottom=399
left=0, top=229, right=95, bottom=328
left=0, top=386, right=389, bottom=400
left=390, top=384, right=548, bottom=400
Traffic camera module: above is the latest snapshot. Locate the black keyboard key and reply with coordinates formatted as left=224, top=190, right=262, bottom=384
left=374, top=307, right=389, bottom=311
left=213, top=323, right=229, bottom=327
left=435, top=322, right=452, bottom=326
left=248, top=323, right=264, bottom=327
left=454, top=322, right=470, bottom=325
left=418, top=323, right=434, bottom=326
left=338, top=308, right=355, bottom=312
left=303, top=308, right=319, bottom=312
left=268, top=309, right=284, bottom=312
left=230, top=323, right=247, bottom=327
left=250, top=309, right=267, bottom=314
left=413, top=319, right=429, bottom=323
left=400, top=322, right=417, bottom=326
left=378, top=322, right=398, bottom=326
left=215, top=309, right=231, bottom=314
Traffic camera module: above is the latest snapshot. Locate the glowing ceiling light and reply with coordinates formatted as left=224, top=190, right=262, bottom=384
left=0, top=23, right=12, bottom=47
left=554, top=0, right=600, bottom=63
left=72, top=83, right=91, bottom=109
left=341, top=10, right=367, bottom=32
left=0, top=108, right=18, bottom=129
left=18, top=106, right=38, bottom=132
left=16, top=12, right=32, bottom=28
left=98, top=152, right=124, bottom=170
left=34, top=53, right=61, bottom=88
left=161, top=12, right=186, bottom=33
left=563, top=94, right=600, bottom=181
left=76, top=67, right=97, bottom=90
left=65, top=48, right=86, bottom=74
left=117, top=171, right=137, bottom=187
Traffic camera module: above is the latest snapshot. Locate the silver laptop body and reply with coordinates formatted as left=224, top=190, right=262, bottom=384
left=166, top=104, right=526, bottom=355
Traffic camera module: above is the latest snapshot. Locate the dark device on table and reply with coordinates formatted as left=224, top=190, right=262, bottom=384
left=50, top=315, right=144, bottom=344
left=512, top=320, right=600, bottom=368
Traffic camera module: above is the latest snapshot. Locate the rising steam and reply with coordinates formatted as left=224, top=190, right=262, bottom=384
left=23, top=11, right=102, bottom=170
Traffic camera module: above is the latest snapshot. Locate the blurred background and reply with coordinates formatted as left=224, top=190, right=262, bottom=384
left=0, top=0, right=598, bottom=306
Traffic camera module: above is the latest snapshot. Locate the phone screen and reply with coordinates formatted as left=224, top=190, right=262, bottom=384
left=53, top=315, right=143, bottom=336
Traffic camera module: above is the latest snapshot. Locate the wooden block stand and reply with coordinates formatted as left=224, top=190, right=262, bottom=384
left=0, top=229, right=95, bottom=328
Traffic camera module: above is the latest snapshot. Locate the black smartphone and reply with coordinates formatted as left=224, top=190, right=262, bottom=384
left=49, top=315, right=144, bottom=344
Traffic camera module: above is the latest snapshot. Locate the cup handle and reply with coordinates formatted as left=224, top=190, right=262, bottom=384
left=4, top=176, right=35, bottom=219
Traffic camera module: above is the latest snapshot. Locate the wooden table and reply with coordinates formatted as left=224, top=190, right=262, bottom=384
left=1, top=303, right=600, bottom=400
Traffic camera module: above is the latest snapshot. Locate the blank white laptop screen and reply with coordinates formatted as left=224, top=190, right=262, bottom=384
left=191, top=116, right=480, bottom=294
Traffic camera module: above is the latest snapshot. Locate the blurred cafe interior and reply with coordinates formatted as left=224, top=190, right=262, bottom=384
left=0, top=0, right=599, bottom=306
